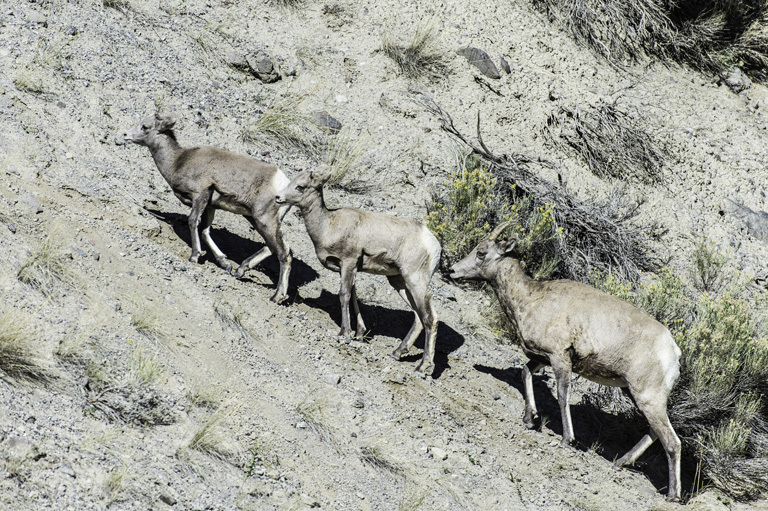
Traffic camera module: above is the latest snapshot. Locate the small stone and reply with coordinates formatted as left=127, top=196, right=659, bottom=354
left=436, top=287, right=456, bottom=301
left=64, top=25, right=79, bottom=36
left=72, top=246, right=88, bottom=258
left=6, top=222, right=16, bottom=234
left=159, top=489, right=177, bottom=506
left=28, top=12, right=47, bottom=26
left=352, top=397, right=365, bottom=408
left=492, top=393, right=501, bottom=401
left=457, top=47, right=501, bottom=79
left=723, top=67, right=751, bottom=93
left=226, top=50, right=249, bottom=72
left=324, top=373, right=341, bottom=385
left=246, top=50, right=280, bottom=83
left=310, top=111, right=342, bottom=135
left=17, top=193, right=43, bottom=214
left=499, top=56, right=511, bottom=74
left=430, top=447, right=448, bottom=460
left=296, top=421, right=307, bottom=429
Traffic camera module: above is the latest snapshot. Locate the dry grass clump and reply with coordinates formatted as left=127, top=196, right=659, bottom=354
left=86, top=348, right=178, bottom=426
left=322, top=128, right=369, bottom=191
left=591, top=238, right=768, bottom=500
left=18, top=233, right=73, bottom=297
left=242, top=94, right=320, bottom=152
left=382, top=24, right=448, bottom=80
left=421, top=95, right=663, bottom=282
left=532, top=0, right=768, bottom=79
left=544, top=96, right=667, bottom=184
left=360, top=444, right=403, bottom=475
left=0, top=308, right=53, bottom=386
left=183, top=400, right=241, bottom=460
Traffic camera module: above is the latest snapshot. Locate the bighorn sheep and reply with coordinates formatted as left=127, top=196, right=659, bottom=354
left=449, top=222, right=682, bottom=501
left=123, top=114, right=292, bottom=303
left=275, top=170, right=441, bottom=374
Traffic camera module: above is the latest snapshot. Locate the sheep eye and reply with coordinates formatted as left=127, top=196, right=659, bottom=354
left=477, top=251, right=486, bottom=260
left=296, top=185, right=305, bottom=192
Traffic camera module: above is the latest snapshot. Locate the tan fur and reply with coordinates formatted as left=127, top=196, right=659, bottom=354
left=124, top=114, right=292, bottom=303
left=276, top=170, right=441, bottom=374
left=450, top=231, right=682, bottom=501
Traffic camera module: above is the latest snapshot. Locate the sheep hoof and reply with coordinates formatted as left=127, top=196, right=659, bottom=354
left=414, top=361, right=434, bottom=375
left=231, top=266, right=246, bottom=279
left=524, top=421, right=536, bottom=430
left=270, top=292, right=288, bottom=305
left=391, top=347, right=406, bottom=360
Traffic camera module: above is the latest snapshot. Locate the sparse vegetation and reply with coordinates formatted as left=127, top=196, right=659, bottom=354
left=590, top=241, right=768, bottom=500
left=0, top=308, right=52, bottom=385
left=322, top=128, right=369, bottom=190
left=426, top=155, right=562, bottom=277
left=187, top=381, right=222, bottom=409
left=127, top=348, right=164, bottom=387
left=104, top=460, right=130, bottom=502
left=531, top=0, right=768, bottom=80
left=421, top=95, right=664, bottom=282
left=544, top=96, right=667, bottom=184
left=398, top=486, right=429, bottom=511
left=382, top=24, right=448, bottom=80
left=242, top=94, right=319, bottom=152
left=296, top=393, right=334, bottom=443
left=18, top=232, right=72, bottom=297
left=14, top=36, right=75, bottom=95
left=128, top=299, right=164, bottom=339
left=360, top=444, right=403, bottom=475
left=184, top=401, right=240, bottom=460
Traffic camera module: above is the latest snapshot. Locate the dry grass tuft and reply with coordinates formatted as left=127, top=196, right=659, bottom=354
left=360, top=444, right=403, bottom=475
left=184, top=400, right=241, bottom=460
left=322, top=128, right=370, bottom=191
left=382, top=24, right=448, bottom=80
left=18, top=232, right=73, bottom=297
left=0, top=308, right=53, bottom=386
left=242, top=94, right=320, bottom=152
left=545, top=96, right=667, bottom=184
left=532, top=0, right=768, bottom=80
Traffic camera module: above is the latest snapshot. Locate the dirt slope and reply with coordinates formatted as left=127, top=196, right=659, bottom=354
left=1, top=0, right=767, bottom=509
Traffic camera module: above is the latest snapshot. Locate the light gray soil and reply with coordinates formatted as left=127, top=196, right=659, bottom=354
left=1, top=0, right=767, bottom=510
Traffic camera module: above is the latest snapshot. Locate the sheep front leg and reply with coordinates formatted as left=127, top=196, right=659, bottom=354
left=338, top=262, right=357, bottom=338
left=351, top=286, right=367, bottom=338
left=522, top=360, right=544, bottom=429
left=187, top=191, right=212, bottom=264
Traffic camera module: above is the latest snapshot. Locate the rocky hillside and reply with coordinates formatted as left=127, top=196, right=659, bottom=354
left=1, top=0, right=767, bottom=510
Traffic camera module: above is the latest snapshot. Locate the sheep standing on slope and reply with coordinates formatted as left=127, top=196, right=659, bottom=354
left=449, top=222, right=682, bottom=501
left=124, top=114, right=293, bottom=303
left=275, top=170, right=441, bottom=374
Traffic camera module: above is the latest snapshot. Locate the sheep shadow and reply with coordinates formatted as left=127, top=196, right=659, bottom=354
left=475, top=363, right=674, bottom=496
left=145, top=208, right=320, bottom=295
left=303, top=289, right=465, bottom=379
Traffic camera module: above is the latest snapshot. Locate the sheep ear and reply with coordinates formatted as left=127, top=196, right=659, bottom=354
left=498, top=234, right=519, bottom=255
left=155, top=114, right=177, bottom=132
left=309, top=168, right=330, bottom=186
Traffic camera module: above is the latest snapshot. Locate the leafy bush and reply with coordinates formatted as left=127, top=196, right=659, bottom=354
left=591, top=240, right=768, bottom=500
left=426, top=158, right=561, bottom=277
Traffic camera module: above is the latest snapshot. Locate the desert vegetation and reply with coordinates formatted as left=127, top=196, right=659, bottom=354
left=532, top=0, right=768, bottom=79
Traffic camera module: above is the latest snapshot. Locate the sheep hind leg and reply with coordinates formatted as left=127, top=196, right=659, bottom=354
left=350, top=285, right=367, bottom=338
left=388, top=275, right=423, bottom=361
left=199, top=207, right=231, bottom=272
left=619, top=393, right=681, bottom=501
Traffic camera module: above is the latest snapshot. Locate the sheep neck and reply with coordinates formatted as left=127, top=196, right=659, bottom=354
left=146, top=132, right=182, bottom=183
left=489, top=257, right=534, bottom=324
left=298, top=187, right=331, bottom=244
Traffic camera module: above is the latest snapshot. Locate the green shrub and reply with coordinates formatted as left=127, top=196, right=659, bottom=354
left=690, top=236, right=728, bottom=294
left=426, top=161, right=561, bottom=276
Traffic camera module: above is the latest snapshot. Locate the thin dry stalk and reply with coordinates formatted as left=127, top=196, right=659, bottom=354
left=418, top=94, right=664, bottom=282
